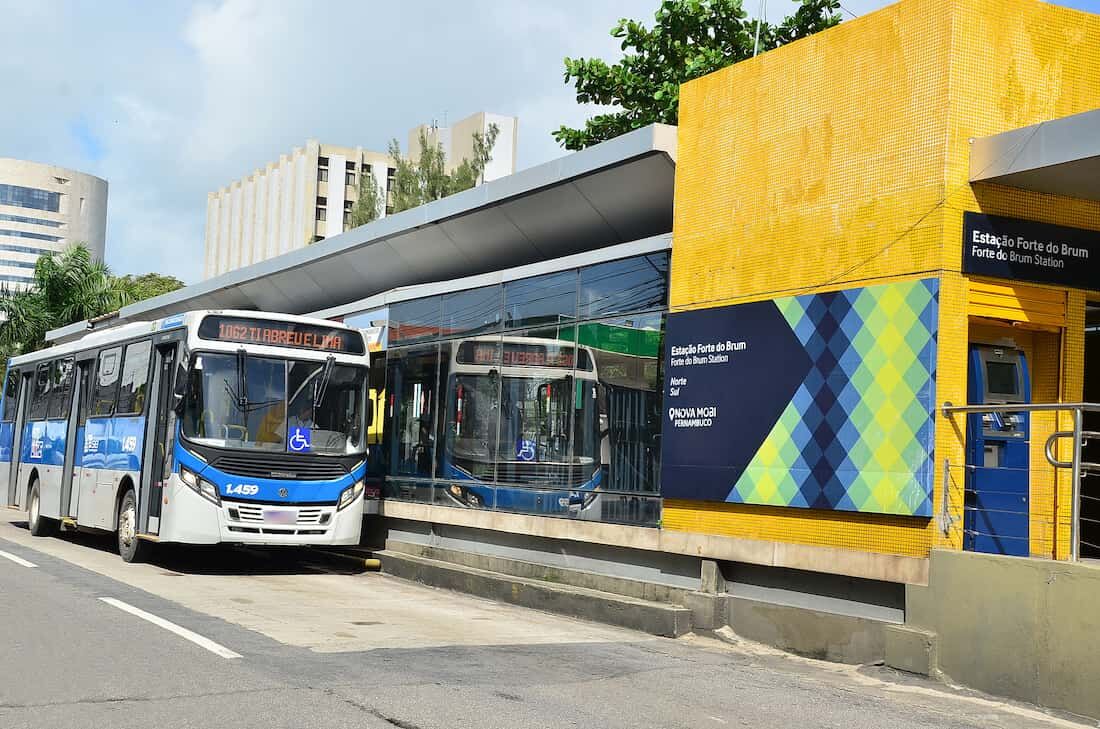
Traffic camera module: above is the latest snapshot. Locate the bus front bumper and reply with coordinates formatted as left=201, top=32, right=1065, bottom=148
left=158, top=476, right=365, bottom=546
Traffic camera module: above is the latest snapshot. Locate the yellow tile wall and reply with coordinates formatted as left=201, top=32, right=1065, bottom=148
left=666, top=0, right=1100, bottom=560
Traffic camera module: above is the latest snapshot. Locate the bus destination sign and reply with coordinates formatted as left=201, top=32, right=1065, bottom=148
left=457, top=341, right=583, bottom=369
left=198, top=316, right=365, bottom=354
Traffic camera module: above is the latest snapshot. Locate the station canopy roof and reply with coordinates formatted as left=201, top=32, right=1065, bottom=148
left=970, top=108, right=1100, bottom=201
left=48, top=124, right=677, bottom=345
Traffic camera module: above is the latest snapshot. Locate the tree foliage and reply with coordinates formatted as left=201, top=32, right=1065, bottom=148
left=0, top=244, right=184, bottom=359
left=389, top=124, right=500, bottom=215
left=117, top=272, right=185, bottom=301
left=347, top=170, right=387, bottom=228
left=554, top=0, right=841, bottom=150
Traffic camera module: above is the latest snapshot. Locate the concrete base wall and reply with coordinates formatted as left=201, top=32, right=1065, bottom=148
left=895, top=549, right=1100, bottom=720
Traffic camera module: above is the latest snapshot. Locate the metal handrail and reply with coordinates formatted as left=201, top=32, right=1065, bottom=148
left=941, top=401, right=1100, bottom=561
left=941, top=402, right=1100, bottom=416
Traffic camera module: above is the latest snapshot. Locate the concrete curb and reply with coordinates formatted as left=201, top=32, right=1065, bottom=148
left=377, top=549, right=693, bottom=637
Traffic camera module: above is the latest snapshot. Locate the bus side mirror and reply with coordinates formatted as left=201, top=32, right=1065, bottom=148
left=171, top=360, right=190, bottom=415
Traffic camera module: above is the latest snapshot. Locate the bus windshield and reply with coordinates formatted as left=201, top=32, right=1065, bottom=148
left=447, top=373, right=600, bottom=484
left=181, top=352, right=367, bottom=455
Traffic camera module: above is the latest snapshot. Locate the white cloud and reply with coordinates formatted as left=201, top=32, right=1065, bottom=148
left=0, top=0, right=1085, bottom=284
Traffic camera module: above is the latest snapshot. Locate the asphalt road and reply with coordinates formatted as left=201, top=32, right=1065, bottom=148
left=0, top=510, right=1088, bottom=729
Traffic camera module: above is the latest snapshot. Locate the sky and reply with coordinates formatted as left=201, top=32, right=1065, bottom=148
left=1, top=0, right=1098, bottom=284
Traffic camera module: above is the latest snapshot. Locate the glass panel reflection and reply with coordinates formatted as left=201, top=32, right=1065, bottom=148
left=579, top=252, right=669, bottom=319
left=385, top=345, right=439, bottom=478
left=389, top=296, right=440, bottom=345
left=503, top=270, right=577, bottom=331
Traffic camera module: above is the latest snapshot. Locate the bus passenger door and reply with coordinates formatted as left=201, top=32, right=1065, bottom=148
left=61, top=361, right=91, bottom=518
left=139, top=343, right=177, bottom=536
left=2, top=370, right=25, bottom=507
left=7, top=372, right=31, bottom=508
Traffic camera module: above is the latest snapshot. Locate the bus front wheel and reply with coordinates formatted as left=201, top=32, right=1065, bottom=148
left=27, top=481, right=57, bottom=537
left=117, top=489, right=149, bottom=564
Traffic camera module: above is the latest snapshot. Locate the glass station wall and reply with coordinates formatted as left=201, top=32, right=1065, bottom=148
left=370, top=251, right=669, bottom=527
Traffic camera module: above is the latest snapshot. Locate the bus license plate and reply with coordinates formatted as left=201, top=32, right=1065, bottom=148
left=263, top=509, right=297, bottom=525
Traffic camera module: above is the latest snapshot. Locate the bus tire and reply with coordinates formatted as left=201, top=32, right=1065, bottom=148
left=116, top=489, right=149, bottom=563
left=27, top=480, right=57, bottom=537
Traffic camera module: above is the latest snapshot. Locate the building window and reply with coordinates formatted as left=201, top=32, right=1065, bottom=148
left=317, top=167, right=328, bottom=183
left=345, top=161, right=355, bottom=171
left=0, top=184, right=61, bottom=213
left=0, top=259, right=38, bottom=269
left=0, top=229, right=62, bottom=242
left=316, top=196, right=327, bottom=206
left=386, top=167, right=396, bottom=188
left=0, top=213, right=62, bottom=228
left=343, top=200, right=354, bottom=212
left=318, top=156, right=329, bottom=167
left=360, top=163, right=371, bottom=174
left=343, top=212, right=351, bottom=227
left=316, top=207, right=326, bottom=222
left=345, top=172, right=356, bottom=186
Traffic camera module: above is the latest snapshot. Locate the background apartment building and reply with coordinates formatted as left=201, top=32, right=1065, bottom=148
left=204, top=112, right=518, bottom=280
left=409, top=112, right=518, bottom=184
left=0, top=158, right=107, bottom=290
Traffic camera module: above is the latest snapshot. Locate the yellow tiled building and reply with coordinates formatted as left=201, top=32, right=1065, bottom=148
left=666, top=0, right=1100, bottom=563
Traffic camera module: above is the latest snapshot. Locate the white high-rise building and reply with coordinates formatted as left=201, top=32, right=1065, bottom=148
left=0, top=158, right=108, bottom=290
left=203, top=112, right=518, bottom=280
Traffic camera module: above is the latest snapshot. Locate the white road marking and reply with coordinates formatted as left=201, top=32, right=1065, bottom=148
left=0, top=549, right=36, bottom=568
left=98, top=597, right=242, bottom=659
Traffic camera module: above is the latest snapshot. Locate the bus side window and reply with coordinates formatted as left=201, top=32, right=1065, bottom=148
left=116, top=340, right=151, bottom=416
left=47, top=357, right=74, bottom=420
left=28, top=362, right=51, bottom=421
left=1, top=369, right=19, bottom=422
left=92, top=347, right=122, bottom=417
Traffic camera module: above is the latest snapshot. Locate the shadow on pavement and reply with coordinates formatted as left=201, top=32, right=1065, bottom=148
left=9, top=518, right=368, bottom=576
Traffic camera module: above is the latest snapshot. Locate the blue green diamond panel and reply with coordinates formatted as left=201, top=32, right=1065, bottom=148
left=728, top=278, right=938, bottom=517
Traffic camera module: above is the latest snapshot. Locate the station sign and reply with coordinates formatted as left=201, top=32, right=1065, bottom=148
left=962, top=212, right=1100, bottom=290
left=660, top=279, right=939, bottom=518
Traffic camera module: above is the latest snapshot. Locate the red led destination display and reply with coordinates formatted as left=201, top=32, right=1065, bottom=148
left=198, top=316, right=365, bottom=355
left=456, top=341, right=591, bottom=370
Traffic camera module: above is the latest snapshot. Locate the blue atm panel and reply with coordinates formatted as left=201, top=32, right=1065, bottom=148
left=964, top=345, right=1031, bottom=557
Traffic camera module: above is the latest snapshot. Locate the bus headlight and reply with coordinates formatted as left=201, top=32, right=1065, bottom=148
left=338, top=480, right=364, bottom=511
left=180, top=465, right=220, bottom=506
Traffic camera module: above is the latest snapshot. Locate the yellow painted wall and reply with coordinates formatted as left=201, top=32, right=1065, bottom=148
left=668, top=0, right=1100, bottom=560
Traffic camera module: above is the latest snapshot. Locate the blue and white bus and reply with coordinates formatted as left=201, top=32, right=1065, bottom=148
left=0, top=310, right=374, bottom=562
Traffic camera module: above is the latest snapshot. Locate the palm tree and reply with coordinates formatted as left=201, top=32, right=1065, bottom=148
left=0, top=244, right=132, bottom=357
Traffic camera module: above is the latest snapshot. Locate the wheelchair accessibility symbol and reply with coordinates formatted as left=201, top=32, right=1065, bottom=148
left=289, top=427, right=312, bottom=453
left=516, top=439, right=536, bottom=462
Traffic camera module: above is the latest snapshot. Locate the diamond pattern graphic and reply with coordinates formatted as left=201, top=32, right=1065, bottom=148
left=727, top=279, right=938, bottom=517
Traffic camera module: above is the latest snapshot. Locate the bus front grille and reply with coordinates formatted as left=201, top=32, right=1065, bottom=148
left=211, top=454, right=348, bottom=481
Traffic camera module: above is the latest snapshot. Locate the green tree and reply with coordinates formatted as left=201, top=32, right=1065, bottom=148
left=554, top=0, right=841, bottom=150
left=118, top=272, right=185, bottom=301
left=0, top=244, right=133, bottom=357
left=347, top=170, right=387, bottom=228
left=388, top=124, right=500, bottom=215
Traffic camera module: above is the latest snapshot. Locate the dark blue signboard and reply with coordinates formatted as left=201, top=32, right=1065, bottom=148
left=962, top=212, right=1100, bottom=290
left=660, top=279, right=939, bottom=517
left=659, top=300, right=809, bottom=502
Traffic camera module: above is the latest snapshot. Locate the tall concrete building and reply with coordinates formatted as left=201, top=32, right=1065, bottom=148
left=203, top=112, right=518, bottom=280
left=408, top=112, right=518, bottom=184
left=0, top=158, right=107, bottom=290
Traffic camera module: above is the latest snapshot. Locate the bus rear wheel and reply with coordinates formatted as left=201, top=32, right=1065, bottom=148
left=28, top=481, right=57, bottom=537
left=117, top=489, right=150, bottom=563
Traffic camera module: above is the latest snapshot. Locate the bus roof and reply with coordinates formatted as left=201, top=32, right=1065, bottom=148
left=8, top=309, right=363, bottom=368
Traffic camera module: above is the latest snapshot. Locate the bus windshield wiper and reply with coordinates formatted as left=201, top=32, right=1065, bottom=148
left=313, top=355, right=336, bottom=412
left=224, top=349, right=280, bottom=414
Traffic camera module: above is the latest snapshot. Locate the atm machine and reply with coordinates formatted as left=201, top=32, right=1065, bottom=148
left=965, top=344, right=1031, bottom=556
